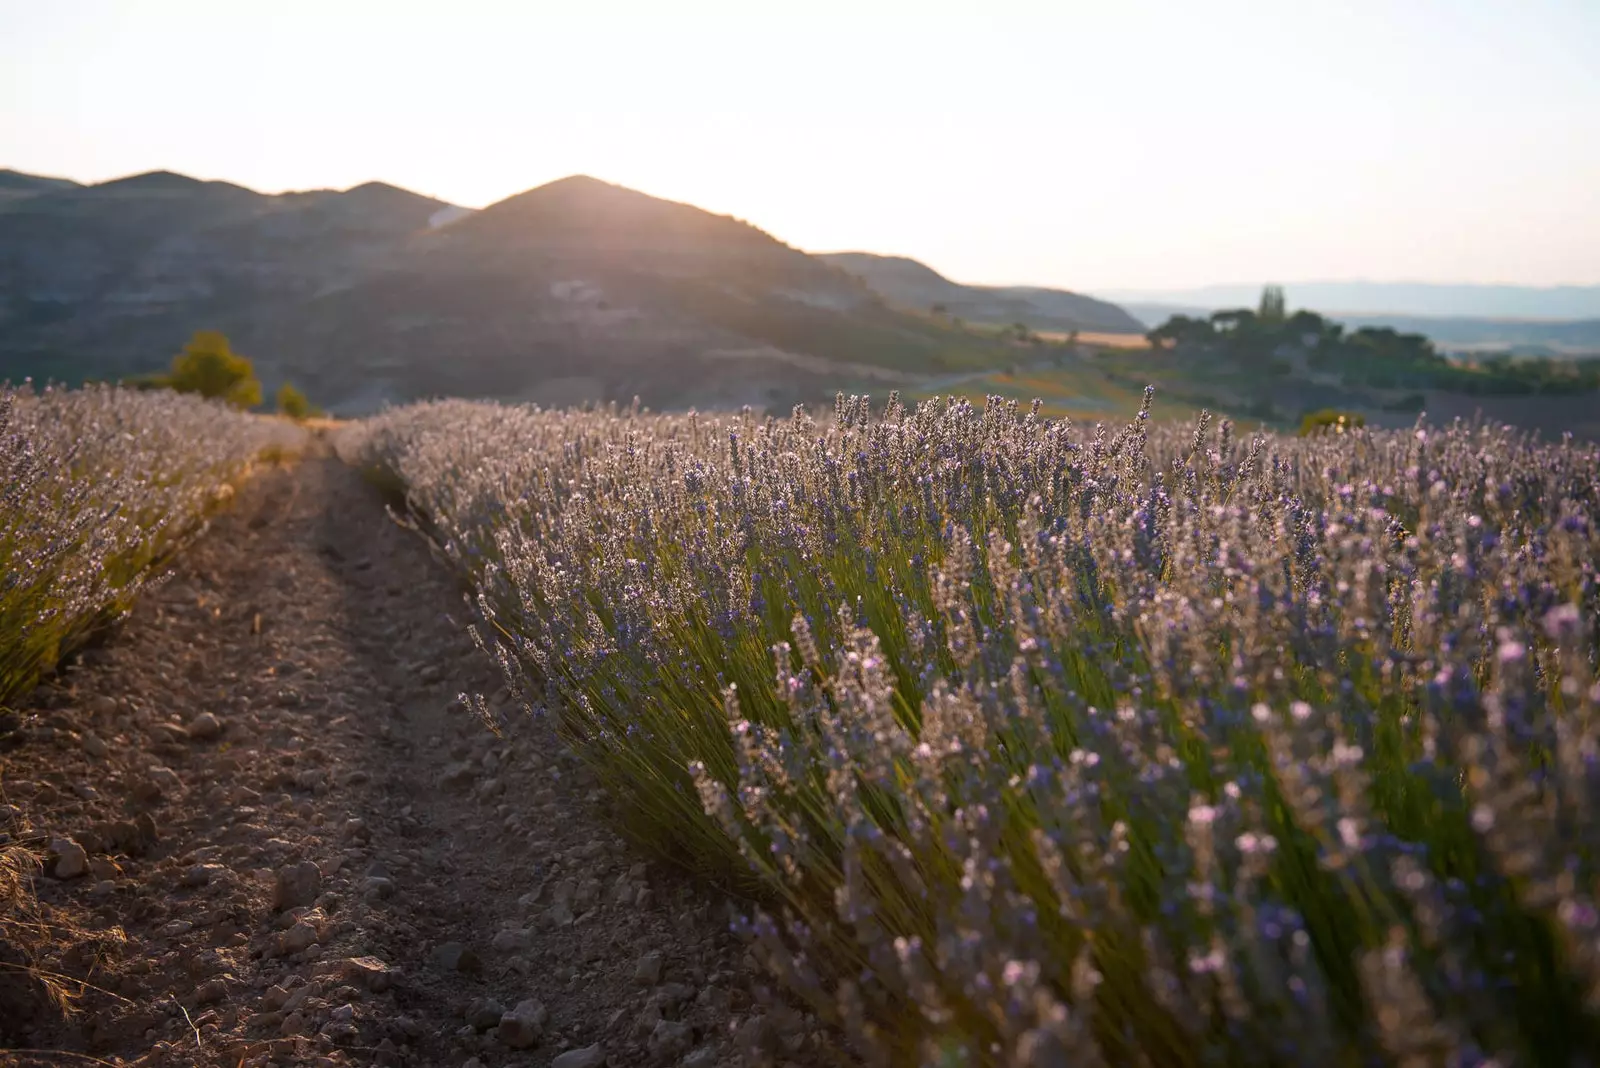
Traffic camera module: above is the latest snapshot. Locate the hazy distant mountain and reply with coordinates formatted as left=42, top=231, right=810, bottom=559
left=1101, top=282, right=1600, bottom=320
left=0, top=170, right=1017, bottom=413
left=822, top=252, right=1145, bottom=335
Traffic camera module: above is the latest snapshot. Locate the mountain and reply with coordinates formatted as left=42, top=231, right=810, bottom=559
left=0, top=168, right=82, bottom=199
left=0, top=171, right=1021, bottom=413
left=1100, top=282, right=1600, bottom=321
left=822, top=252, right=1145, bottom=335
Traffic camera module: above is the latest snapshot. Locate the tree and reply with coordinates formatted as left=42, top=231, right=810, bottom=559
left=165, top=331, right=261, bottom=409
left=1298, top=408, right=1365, bottom=436
left=1258, top=285, right=1287, bottom=323
left=1147, top=314, right=1214, bottom=348
left=1210, top=309, right=1258, bottom=334
left=276, top=382, right=317, bottom=420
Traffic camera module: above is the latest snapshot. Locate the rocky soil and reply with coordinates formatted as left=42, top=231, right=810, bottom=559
left=0, top=451, right=827, bottom=1066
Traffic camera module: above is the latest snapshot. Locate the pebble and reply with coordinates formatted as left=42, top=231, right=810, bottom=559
left=342, top=955, right=395, bottom=993
left=147, top=765, right=182, bottom=792
left=649, top=1019, right=694, bottom=1058
left=80, top=732, right=109, bottom=758
left=490, top=928, right=534, bottom=953
left=50, top=838, right=88, bottom=879
left=439, top=762, right=475, bottom=790
left=634, top=951, right=663, bottom=985
left=180, top=863, right=220, bottom=887
left=282, top=920, right=319, bottom=953
left=466, top=997, right=504, bottom=1031
left=195, top=978, right=229, bottom=1005
left=682, top=1047, right=718, bottom=1068
left=550, top=1043, right=606, bottom=1068
left=496, top=999, right=547, bottom=1047
left=273, top=860, right=322, bottom=910
left=188, top=712, right=223, bottom=740
left=431, top=941, right=481, bottom=974
left=151, top=724, right=190, bottom=744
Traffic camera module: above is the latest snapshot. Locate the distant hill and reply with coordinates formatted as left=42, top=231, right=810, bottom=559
left=0, top=171, right=1019, bottom=413
left=1102, top=282, right=1600, bottom=321
left=0, top=168, right=82, bottom=203
left=1120, top=302, right=1600, bottom=356
left=822, top=252, right=1145, bottom=335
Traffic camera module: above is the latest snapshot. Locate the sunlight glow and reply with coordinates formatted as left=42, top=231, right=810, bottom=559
left=2, top=0, right=1596, bottom=289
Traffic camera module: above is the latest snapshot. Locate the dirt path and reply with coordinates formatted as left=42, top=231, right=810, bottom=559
left=1, top=452, right=819, bottom=1067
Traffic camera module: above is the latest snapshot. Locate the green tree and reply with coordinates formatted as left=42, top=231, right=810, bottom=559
left=275, top=382, right=317, bottom=420
left=165, top=331, right=261, bottom=409
left=1258, top=285, right=1287, bottom=323
left=1298, top=408, right=1365, bottom=436
left=1147, top=314, right=1216, bottom=348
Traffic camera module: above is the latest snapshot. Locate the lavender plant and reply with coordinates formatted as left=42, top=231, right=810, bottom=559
left=345, top=392, right=1600, bottom=1067
left=0, top=383, right=299, bottom=705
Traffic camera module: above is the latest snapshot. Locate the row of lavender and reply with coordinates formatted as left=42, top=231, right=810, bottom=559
left=1, top=385, right=300, bottom=705
left=343, top=392, right=1600, bottom=1067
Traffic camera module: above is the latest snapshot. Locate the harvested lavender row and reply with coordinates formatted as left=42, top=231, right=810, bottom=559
left=0, top=384, right=300, bottom=704
left=343, top=392, right=1600, bottom=1067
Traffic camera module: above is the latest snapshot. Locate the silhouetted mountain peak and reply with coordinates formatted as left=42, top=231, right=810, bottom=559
left=461, top=175, right=782, bottom=253
left=0, top=168, right=81, bottom=193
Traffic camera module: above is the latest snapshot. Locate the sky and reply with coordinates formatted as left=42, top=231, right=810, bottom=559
left=2, top=0, right=1597, bottom=291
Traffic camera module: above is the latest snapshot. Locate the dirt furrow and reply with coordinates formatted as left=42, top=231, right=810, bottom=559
left=2, top=454, right=817, bottom=1067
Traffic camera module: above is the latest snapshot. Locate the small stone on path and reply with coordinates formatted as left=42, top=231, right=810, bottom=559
left=50, top=838, right=88, bottom=879
left=634, top=950, right=663, bottom=985
left=188, top=711, right=222, bottom=739
left=273, top=860, right=322, bottom=910
left=496, top=998, right=548, bottom=1047
left=551, top=1044, right=606, bottom=1068
left=431, top=940, right=481, bottom=974
left=342, top=955, right=394, bottom=992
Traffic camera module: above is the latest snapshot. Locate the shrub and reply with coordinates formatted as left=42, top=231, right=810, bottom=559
left=276, top=382, right=318, bottom=421
left=1299, top=408, right=1366, bottom=436
left=162, top=331, right=262, bottom=409
left=345, top=394, right=1600, bottom=1066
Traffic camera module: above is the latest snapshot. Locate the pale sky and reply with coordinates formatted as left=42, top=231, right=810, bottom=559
left=2, top=0, right=1597, bottom=290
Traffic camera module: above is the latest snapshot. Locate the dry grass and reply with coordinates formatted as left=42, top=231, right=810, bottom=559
left=0, top=845, right=79, bottom=1018
left=1028, top=329, right=1153, bottom=349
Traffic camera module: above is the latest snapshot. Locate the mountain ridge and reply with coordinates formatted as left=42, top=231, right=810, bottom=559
left=820, top=251, right=1145, bottom=335
left=0, top=169, right=1029, bottom=413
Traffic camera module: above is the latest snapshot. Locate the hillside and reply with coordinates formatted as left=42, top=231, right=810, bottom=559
left=821, top=251, right=1146, bottom=334
left=0, top=171, right=1021, bottom=413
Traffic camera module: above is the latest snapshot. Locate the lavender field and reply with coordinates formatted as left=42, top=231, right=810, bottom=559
left=341, top=392, right=1600, bottom=1066
left=0, top=385, right=299, bottom=705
